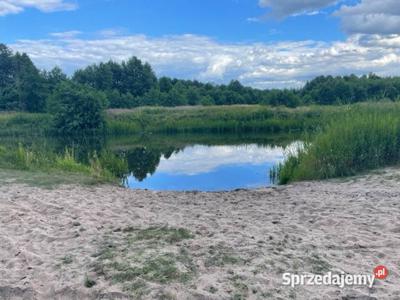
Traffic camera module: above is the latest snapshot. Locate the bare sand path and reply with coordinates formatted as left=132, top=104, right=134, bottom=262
left=0, top=168, right=399, bottom=299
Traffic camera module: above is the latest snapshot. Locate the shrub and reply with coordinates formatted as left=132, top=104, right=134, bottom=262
left=50, top=82, right=107, bottom=136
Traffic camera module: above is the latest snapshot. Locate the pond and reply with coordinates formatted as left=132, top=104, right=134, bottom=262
left=4, top=133, right=299, bottom=191
left=125, top=144, right=290, bottom=191
left=110, top=133, right=299, bottom=191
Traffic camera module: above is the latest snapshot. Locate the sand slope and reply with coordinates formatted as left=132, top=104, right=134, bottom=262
left=0, top=169, right=399, bottom=299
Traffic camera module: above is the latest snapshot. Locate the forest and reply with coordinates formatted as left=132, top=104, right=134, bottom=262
left=2, top=42, right=400, bottom=115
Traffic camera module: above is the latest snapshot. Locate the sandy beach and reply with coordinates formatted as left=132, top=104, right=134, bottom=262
left=0, top=168, right=399, bottom=300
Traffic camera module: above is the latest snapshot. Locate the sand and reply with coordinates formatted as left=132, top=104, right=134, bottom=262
left=0, top=168, right=399, bottom=300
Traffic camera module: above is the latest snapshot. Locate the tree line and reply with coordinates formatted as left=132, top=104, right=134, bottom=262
left=3, top=42, right=400, bottom=134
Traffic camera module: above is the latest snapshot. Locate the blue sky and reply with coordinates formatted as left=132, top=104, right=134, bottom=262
left=1, top=0, right=345, bottom=43
left=2, top=0, right=400, bottom=88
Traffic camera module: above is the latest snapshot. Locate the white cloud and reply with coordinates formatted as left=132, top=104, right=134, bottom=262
left=202, top=55, right=235, bottom=78
left=50, top=30, right=81, bottom=39
left=256, top=0, right=400, bottom=35
left=0, top=0, right=77, bottom=16
left=258, top=0, right=338, bottom=18
left=156, top=144, right=288, bottom=175
left=10, top=33, right=400, bottom=88
left=335, top=0, right=400, bottom=35
left=98, top=28, right=127, bottom=37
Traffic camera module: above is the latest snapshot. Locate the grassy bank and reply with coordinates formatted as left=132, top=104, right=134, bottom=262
left=1, top=105, right=337, bottom=137
left=0, top=144, right=128, bottom=184
left=0, top=169, right=108, bottom=188
left=106, top=105, right=339, bottom=135
left=0, top=112, right=52, bottom=137
left=0, top=105, right=336, bottom=137
left=275, top=102, right=400, bottom=184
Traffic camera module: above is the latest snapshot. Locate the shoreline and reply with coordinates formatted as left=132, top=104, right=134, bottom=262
left=1, top=168, right=399, bottom=299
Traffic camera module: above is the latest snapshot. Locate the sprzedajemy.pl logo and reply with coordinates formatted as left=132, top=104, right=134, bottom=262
left=282, top=265, right=388, bottom=288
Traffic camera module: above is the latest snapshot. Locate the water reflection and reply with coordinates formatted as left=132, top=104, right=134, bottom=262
left=156, top=145, right=284, bottom=175
left=124, top=142, right=297, bottom=191
left=126, top=147, right=164, bottom=181
left=3, top=133, right=299, bottom=191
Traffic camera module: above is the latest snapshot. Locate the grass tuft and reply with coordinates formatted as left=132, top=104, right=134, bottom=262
left=84, top=275, right=97, bottom=288
left=91, top=227, right=196, bottom=298
left=133, top=227, right=194, bottom=244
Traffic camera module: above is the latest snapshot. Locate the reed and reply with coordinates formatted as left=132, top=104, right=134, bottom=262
left=275, top=102, right=400, bottom=183
left=0, top=144, right=127, bottom=182
left=0, top=112, right=52, bottom=137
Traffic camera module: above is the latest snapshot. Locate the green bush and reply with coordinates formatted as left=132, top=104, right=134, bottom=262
left=50, top=82, right=107, bottom=135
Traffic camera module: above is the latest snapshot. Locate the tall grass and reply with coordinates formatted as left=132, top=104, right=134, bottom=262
left=0, top=105, right=340, bottom=137
left=275, top=102, right=400, bottom=184
left=106, top=105, right=340, bottom=135
left=0, top=112, right=52, bottom=137
left=0, top=144, right=128, bottom=182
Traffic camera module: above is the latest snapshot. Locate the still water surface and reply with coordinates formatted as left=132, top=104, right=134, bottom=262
left=124, top=142, right=294, bottom=191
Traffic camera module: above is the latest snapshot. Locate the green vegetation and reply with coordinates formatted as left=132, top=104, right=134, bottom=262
left=70, top=60, right=400, bottom=108
left=108, top=131, right=298, bottom=151
left=106, top=105, right=338, bottom=135
left=0, top=169, right=106, bottom=188
left=89, top=227, right=248, bottom=299
left=0, top=143, right=127, bottom=183
left=0, top=105, right=335, bottom=137
left=91, top=227, right=195, bottom=298
left=84, top=275, right=97, bottom=288
left=129, top=227, right=194, bottom=244
left=49, top=82, right=107, bottom=135
left=0, top=45, right=48, bottom=112
left=275, top=102, right=400, bottom=183
left=1, top=44, right=106, bottom=135
left=111, top=253, right=191, bottom=284
left=0, top=112, right=51, bottom=136
left=229, top=274, right=254, bottom=300
left=205, top=244, right=243, bottom=268
left=61, top=255, right=73, bottom=265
